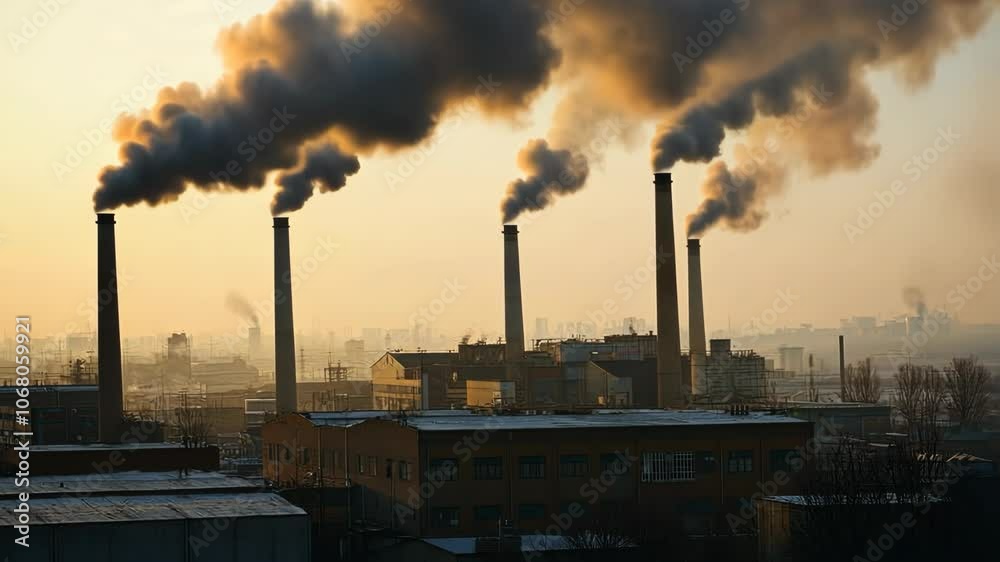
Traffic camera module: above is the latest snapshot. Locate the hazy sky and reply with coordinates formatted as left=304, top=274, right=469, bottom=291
left=1, top=0, right=998, bottom=344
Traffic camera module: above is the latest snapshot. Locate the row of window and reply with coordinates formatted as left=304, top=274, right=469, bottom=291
left=356, top=454, right=413, bottom=481
left=263, top=444, right=344, bottom=470
left=428, top=454, right=632, bottom=482
left=427, top=450, right=799, bottom=483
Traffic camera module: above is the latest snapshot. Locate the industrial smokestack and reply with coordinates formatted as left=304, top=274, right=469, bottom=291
left=654, top=173, right=684, bottom=408
left=273, top=217, right=297, bottom=415
left=96, top=213, right=124, bottom=443
left=839, top=335, right=846, bottom=399
left=503, top=225, right=525, bottom=383
left=687, top=239, right=706, bottom=395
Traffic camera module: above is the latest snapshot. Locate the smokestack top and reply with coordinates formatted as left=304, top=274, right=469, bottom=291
left=96, top=213, right=116, bottom=224
left=503, top=224, right=519, bottom=235
left=273, top=216, right=290, bottom=228
left=687, top=238, right=701, bottom=253
left=654, top=172, right=673, bottom=191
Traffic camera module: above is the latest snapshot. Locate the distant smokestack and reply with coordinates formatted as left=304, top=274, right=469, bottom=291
left=839, top=335, right=846, bottom=398
left=96, top=213, right=124, bottom=443
left=503, top=225, right=525, bottom=381
left=273, top=217, right=297, bottom=415
left=654, top=174, right=683, bottom=408
left=687, top=239, right=706, bottom=395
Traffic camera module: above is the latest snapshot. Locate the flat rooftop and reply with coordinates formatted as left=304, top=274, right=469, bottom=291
left=0, top=470, right=260, bottom=499
left=401, top=409, right=810, bottom=432
left=0, top=493, right=304, bottom=526
left=294, top=409, right=809, bottom=431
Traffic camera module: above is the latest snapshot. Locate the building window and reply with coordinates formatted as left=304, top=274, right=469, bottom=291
left=560, top=455, right=589, bottom=478
left=385, top=458, right=393, bottom=478
left=601, top=453, right=629, bottom=475
left=728, top=450, right=753, bottom=473
left=432, top=507, right=460, bottom=528
left=430, top=458, right=458, bottom=481
left=474, top=505, right=501, bottom=521
left=641, top=451, right=695, bottom=482
left=399, top=461, right=411, bottom=481
left=518, top=456, right=545, bottom=479
left=368, top=456, right=378, bottom=476
left=474, top=457, right=503, bottom=480
left=770, top=449, right=801, bottom=473
left=357, top=455, right=365, bottom=475
left=518, top=504, right=546, bottom=520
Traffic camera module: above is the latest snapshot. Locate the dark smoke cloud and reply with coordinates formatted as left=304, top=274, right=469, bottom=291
left=273, top=143, right=360, bottom=214
left=651, top=43, right=865, bottom=171
left=92, top=0, right=996, bottom=223
left=225, top=291, right=259, bottom=327
left=501, top=139, right=589, bottom=223
left=503, top=0, right=995, bottom=223
left=94, top=0, right=559, bottom=214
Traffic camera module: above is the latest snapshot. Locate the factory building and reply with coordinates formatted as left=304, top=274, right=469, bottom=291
left=262, top=409, right=812, bottom=545
left=0, top=385, right=100, bottom=446
left=0, top=471, right=309, bottom=562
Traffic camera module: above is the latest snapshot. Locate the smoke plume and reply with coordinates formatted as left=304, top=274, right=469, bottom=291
left=225, top=291, right=260, bottom=328
left=273, top=143, right=360, bottom=214
left=94, top=0, right=559, bottom=214
left=91, top=0, right=996, bottom=222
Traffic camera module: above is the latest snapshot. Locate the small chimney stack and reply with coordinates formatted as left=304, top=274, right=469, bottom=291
left=273, top=217, right=297, bottom=415
left=839, top=335, right=846, bottom=399
left=688, top=239, right=706, bottom=395
left=654, top=173, right=684, bottom=408
left=503, top=225, right=525, bottom=384
left=96, top=213, right=124, bottom=443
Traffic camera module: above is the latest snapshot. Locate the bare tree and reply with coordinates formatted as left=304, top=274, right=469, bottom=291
left=174, top=405, right=212, bottom=448
left=894, top=364, right=945, bottom=450
left=842, top=358, right=881, bottom=403
left=944, top=356, right=992, bottom=429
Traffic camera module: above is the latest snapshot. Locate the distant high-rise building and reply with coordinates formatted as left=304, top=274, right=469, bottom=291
left=535, top=317, right=549, bottom=340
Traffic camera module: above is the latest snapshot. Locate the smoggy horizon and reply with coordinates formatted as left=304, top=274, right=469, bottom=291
left=2, top=0, right=999, bottom=342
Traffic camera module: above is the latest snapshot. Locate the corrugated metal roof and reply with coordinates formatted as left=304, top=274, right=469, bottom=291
left=0, top=493, right=305, bottom=526
left=0, top=471, right=259, bottom=499
left=401, top=409, right=810, bottom=432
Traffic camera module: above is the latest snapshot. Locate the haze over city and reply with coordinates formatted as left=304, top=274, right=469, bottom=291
left=1, top=0, right=998, bottom=343
left=1, top=2, right=999, bottom=561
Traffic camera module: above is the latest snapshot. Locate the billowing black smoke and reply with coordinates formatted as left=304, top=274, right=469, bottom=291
left=273, top=143, right=360, bottom=214
left=93, top=0, right=559, bottom=214
left=91, top=0, right=996, bottom=222
left=501, top=139, right=589, bottom=223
